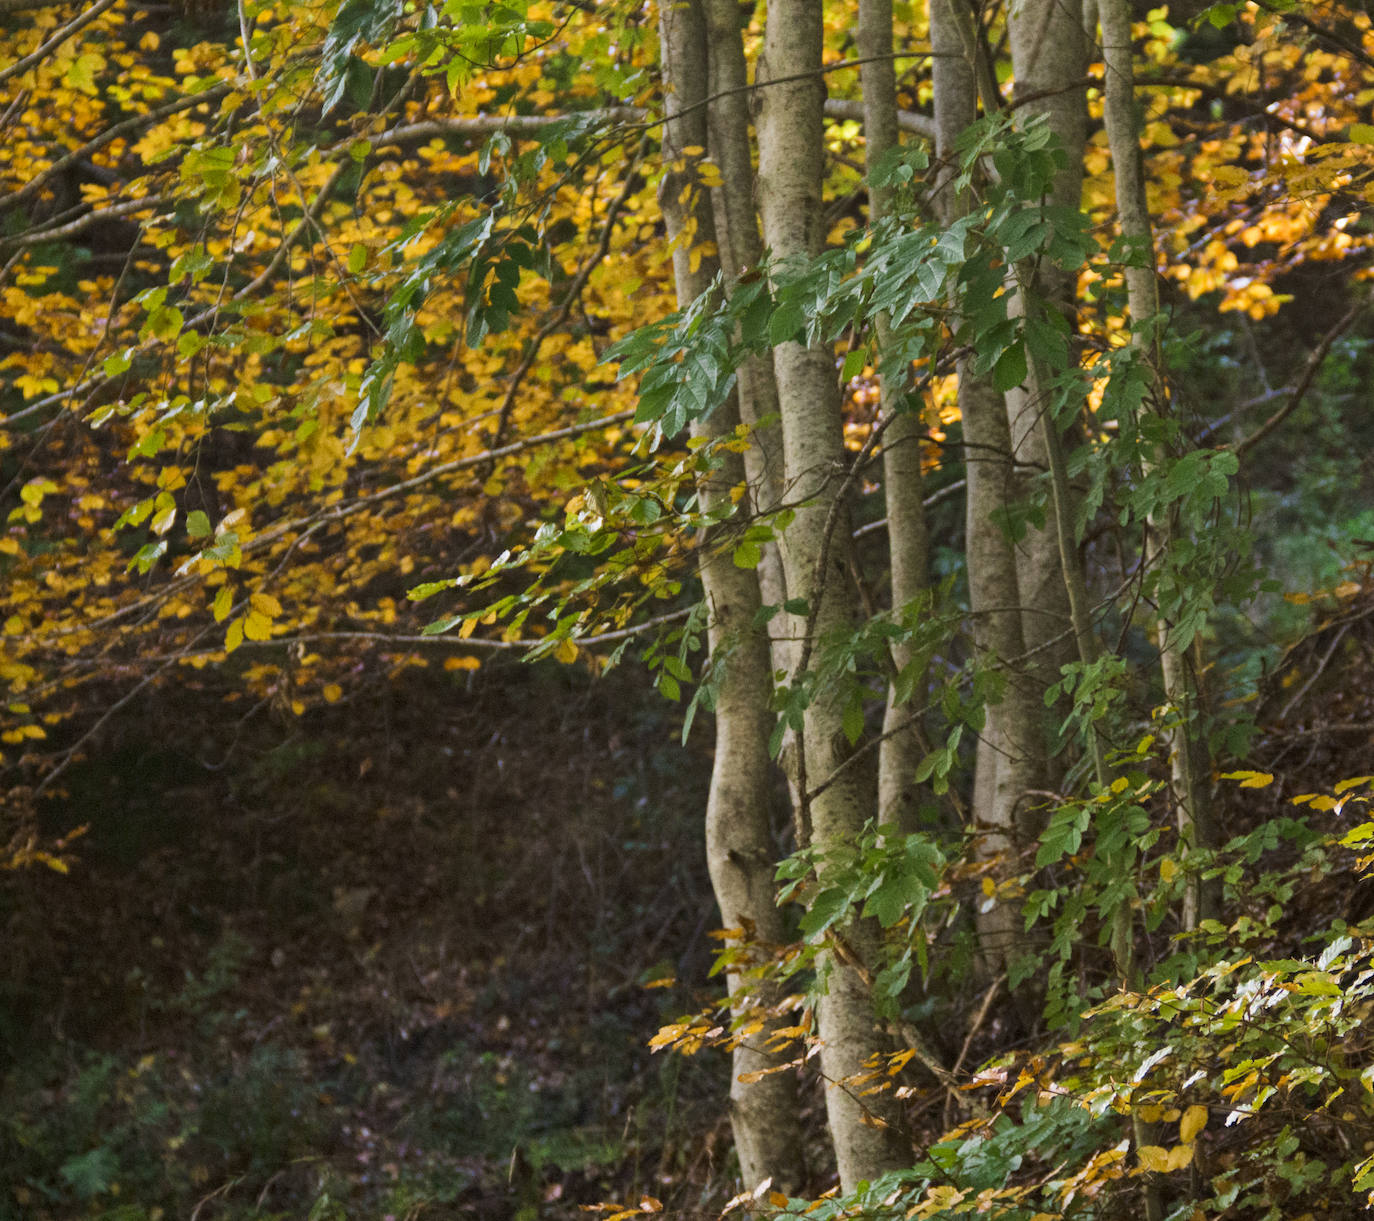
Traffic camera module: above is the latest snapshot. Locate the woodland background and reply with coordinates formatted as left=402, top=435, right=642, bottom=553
left=2, top=0, right=1374, bottom=1217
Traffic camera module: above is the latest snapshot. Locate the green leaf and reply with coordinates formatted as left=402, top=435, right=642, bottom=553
left=732, top=540, right=762, bottom=569
left=407, top=579, right=457, bottom=601
left=842, top=697, right=865, bottom=745
left=186, top=510, right=212, bottom=539
left=992, top=342, right=1027, bottom=392
left=102, top=348, right=134, bottom=377
left=59, top=1147, right=118, bottom=1200
left=143, top=306, right=184, bottom=343
left=842, top=347, right=868, bottom=382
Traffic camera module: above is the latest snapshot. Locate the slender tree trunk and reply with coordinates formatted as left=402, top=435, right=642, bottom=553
left=756, top=0, right=908, bottom=1187
left=658, top=0, right=805, bottom=1191
left=703, top=0, right=789, bottom=622
left=1005, top=0, right=1091, bottom=763
left=861, top=0, right=930, bottom=834
left=930, top=0, right=1044, bottom=975
left=1099, top=0, right=1217, bottom=930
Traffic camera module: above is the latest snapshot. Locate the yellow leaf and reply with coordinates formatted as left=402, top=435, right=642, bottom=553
left=1166, top=1144, right=1195, bottom=1172
left=1335, top=776, right=1374, bottom=795
left=767, top=1192, right=789, bottom=1207
left=1160, top=858, right=1178, bottom=883
left=212, top=586, right=233, bottom=622
left=1350, top=122, right=1374, bottom=144
left=250, top=591, right=282, bottom=617
left=554, top=638, right=578, bottom=664
left=244, top=610, right=272, bottom=641
left=981, top=876, right=997, bottom=897
left=1179, top=1104, right=1208, bottom=1143
left=1220, top=770, right=1273, bottom=789
left=225, top=619, right=244, bottom=653
left=323, top=684, right=343, bottom=703
left=1137, top=1145, right=1172, bottom=1173
left=444, top=656, right=481, bottom=671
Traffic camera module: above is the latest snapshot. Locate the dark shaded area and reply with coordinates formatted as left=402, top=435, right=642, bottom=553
left=0, top=660, right=737, bottom=1220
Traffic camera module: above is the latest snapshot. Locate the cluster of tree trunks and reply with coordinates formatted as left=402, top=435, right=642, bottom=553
left=655, top=0, right=1217, bottom=1193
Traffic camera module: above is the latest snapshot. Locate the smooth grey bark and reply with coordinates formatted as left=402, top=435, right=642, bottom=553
left=861, top=0, right=930, bottom=834
left=702, top=0, right=789, bottom=622
left=930, top=0, right=1045, bottom=973
left=1005, top=0, right=1092, bottom=748
left=757, top=0, right=908, bottom=1187
left=658, top=0, right=806, bottom=1192
left=1099, top=0, right=1217, bottom=931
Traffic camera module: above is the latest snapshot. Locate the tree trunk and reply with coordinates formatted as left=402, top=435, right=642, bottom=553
left=930, top=0, right=1045, bottom=976
left=659, top=0, right=806, bottom=1191
left=1099, top=0, right=1217, bottom=930
left=757, top=0, right=909, bottom=1187
left=1005, top=0, right=1092, bottom=764
left=861, top=0, right=931, bottom=834
left=703, top=0, right=789, bottom=622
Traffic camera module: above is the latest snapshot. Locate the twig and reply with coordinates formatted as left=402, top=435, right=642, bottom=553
left=945, top=973, right=1004, bottom=1127
left=238, top=608, right=694, bottom=652
left=488, top=137, right=649, bottom=451
left=851, top=478, right=967, bottom=539
left=0, top=0, right=120, bottom=87
left=1278, top=624, right=1351, bottom=723
left=1232, top=303, right=1361, bottom=460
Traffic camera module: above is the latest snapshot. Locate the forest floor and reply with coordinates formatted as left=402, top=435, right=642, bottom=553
left=2, top=578, right=1372, bottom=1220
left=1, top=662, right=782, bottom=1220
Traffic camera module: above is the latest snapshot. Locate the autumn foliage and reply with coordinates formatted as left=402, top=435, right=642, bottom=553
left=4, top=0, right=1374, bottom=1217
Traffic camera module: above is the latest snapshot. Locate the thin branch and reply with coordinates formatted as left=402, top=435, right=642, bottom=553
left=239, top=608, right=693, bottom=653
left=824, top=97, right=936, bottom=140
left=829, top=931, right=954, bottom=1089
left=0, top=78, right=239, bottom=215
left=1231, top=303, right=1361, bottom=460
left=374, top=109, right=648, bottom=145
left=1252, top=0, right=1374, bottom=71
left=1, top=192, right=174, bottom=247
left=0, top=0, right=120, bottom=87
left=488, top=138, right=649, bottom=450
left=852, top=478, right=966, bottom=539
